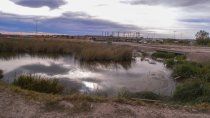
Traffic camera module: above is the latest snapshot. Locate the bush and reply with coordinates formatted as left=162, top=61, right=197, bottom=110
left=200, top=65, right=210, bottom=82
left=175, top=55, right=186, bottom=61
left=152, top=51, right=182, bottom=59
left=13, top=75, right=64, bottom=94
left=165, top=59, right=176, bottom=68
left=164, top=55, right=186, bottom=69
left=173, top=80, right=210, bottom=103
left=117, top=88, right=131, bottom=99
left=196, top=39, right=210, bottom=46
left=0, top=70, right=3, bottom=79
left=173, top=62, right=201, bottom=80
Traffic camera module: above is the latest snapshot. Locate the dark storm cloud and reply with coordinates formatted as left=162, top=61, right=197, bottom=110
left=121, top=0, right=210, bottom=7
left=0, top=12, right=141, bottom=35
left=10, top=0, right=67, bottom=9
left=43, top=12, right=141, bottom=34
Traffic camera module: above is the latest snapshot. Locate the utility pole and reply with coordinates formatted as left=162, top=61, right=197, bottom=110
left=147, top=33, right=149, bottom=39
left=106, top=32, right=109, bottom=37
left=34, top=18, right=38, bottom=35
left=153, top=32, right=156, bottom=39
left=117, top=32, right=120, bottom=37
left=180, top=32, right=183, bottom=39
left=173, top=31, right=177, bottom=39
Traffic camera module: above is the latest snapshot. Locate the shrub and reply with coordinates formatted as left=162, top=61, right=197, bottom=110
left=0, top=70, right=3, bottom=79
left=13, top=75, right=64, bottom=94
left=173, top=80, right=210, bottom=103
left=165, top=59, right=176, bottom=68
left=173, top=62, right=201, bottom=80
left=164, top=55, right=186, bottom=69
left=152, top=51, right=177, bottom=59
left=175, top=55, right=186, bottom=61
left=196, top=39, right=210, bottom=46
left=200, top=65, right=210, bottom=82
left=117, top=88, right=131, bottom=99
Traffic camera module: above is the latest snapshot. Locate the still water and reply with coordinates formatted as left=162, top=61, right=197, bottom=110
left=0, top=54, right=175, bottom=96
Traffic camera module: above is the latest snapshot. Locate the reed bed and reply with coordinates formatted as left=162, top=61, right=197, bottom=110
left=13, top=75, right=64, bottom=94
left=0, top=39, right=132, bottom=62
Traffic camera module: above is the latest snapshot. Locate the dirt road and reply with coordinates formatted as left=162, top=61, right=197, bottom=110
left=114, top=42, right=210, bottom=63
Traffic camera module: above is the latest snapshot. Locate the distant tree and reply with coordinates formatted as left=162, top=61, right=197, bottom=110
left=195, top=30, right=210, bottom=46
left=195, top=30, right=209, bottom=40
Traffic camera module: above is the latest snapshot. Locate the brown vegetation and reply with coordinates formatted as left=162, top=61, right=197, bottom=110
left=13, top=75, right=64, bottom=94
left=0, top=39, right=133, bottom=62
left=0, top=81, right=209, bottom=117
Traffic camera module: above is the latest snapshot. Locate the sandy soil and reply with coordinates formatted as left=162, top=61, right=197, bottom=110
left=0, top=87, right=209, bottom=118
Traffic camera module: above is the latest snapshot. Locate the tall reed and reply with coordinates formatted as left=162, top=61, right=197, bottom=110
left=13, top=75, right=64, bottom=94
left=0, top=39, right=133, bottom=62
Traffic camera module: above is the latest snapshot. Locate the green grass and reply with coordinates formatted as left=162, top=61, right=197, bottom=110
left=151, top=50, right=187, bottom=70
left=152, top=51, right=177, bottom=59
left=165, top=59, right=176, bottom=68
left=166, top=60, right=210, bottom=82
left=196, top=39, right=210, bottom=46
left=117, top=88, right=161, bottom=100
left=159, top=51, right=210, bottom=82
left=173, top=79, right=210, bottom=103
left=172, top=61, right=202, bottom=80
left=163, top=56, right=210, bottom=104
left=156, top=51, right=210, bottom=104
left=200, top=64, right=210, bottom=82
left=13, top=75, right=64, bottom=94
left=0, top=39, right=133, bottom=62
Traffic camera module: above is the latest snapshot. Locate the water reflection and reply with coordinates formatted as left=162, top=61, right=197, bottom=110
left=79, top=61, right=132, bottom=70
left=0, top=54, right=175, bottom=96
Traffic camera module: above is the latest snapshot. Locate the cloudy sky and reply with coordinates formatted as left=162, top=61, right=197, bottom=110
left=0, top=0, right=210, bottom=38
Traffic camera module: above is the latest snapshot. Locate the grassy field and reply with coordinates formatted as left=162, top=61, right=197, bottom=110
left=0, top=38, right=133, bottom=62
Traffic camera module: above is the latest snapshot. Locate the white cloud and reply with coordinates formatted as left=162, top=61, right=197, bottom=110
left=0, top=0, right=209, bottom=38
left=0, top=0, right=179, bottom=27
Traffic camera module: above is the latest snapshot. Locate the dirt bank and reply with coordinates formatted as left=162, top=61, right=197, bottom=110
left=0, top=84, right=209, bottom=118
